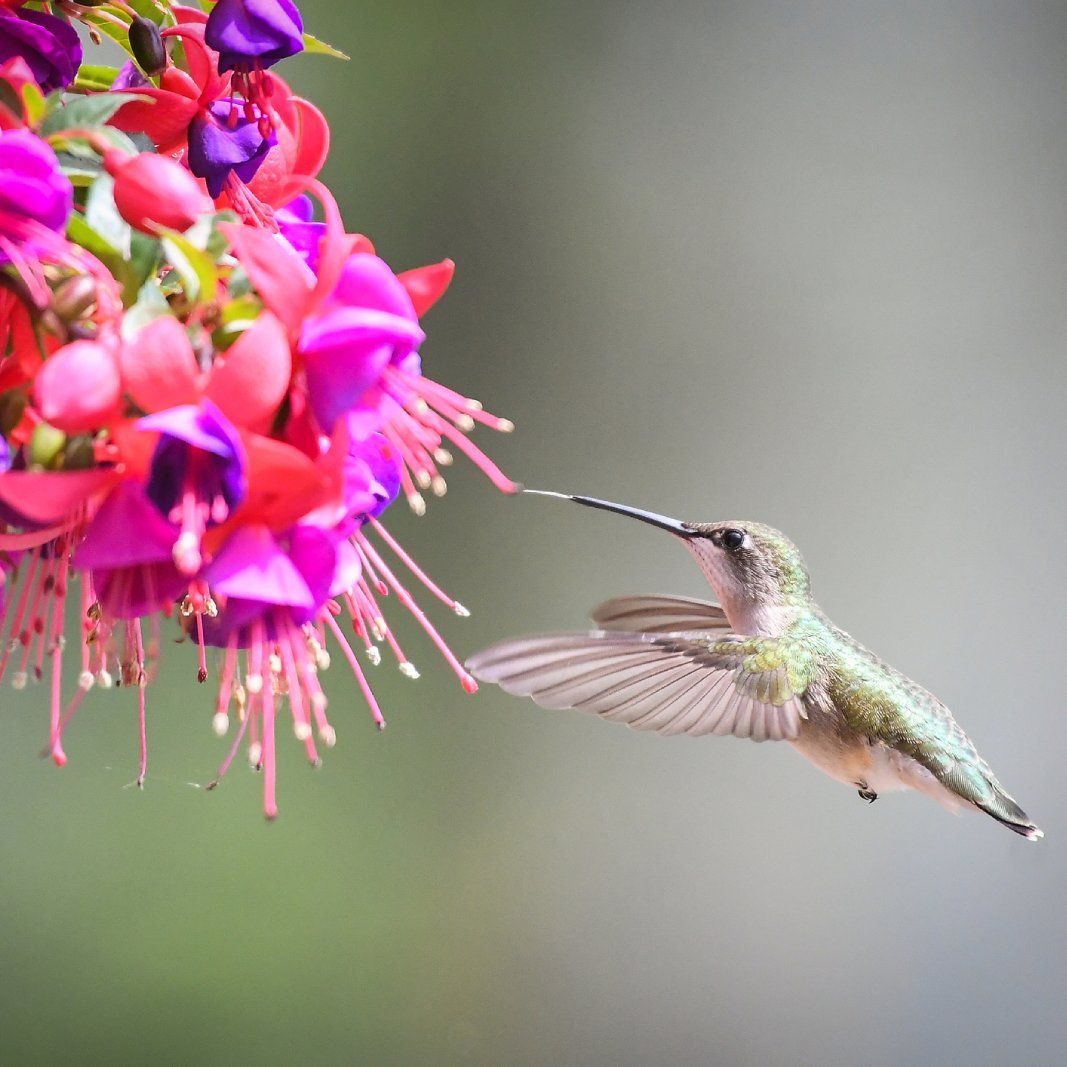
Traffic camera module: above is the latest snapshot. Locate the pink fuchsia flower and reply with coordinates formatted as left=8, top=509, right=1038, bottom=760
left=242, top=75, right=328, bottom=209
left=0, top=6, right=80, bottom=95
left=224, top=205, right=516, bottom=511
left=299, top=253, right=426, bottom=432
left=33, top=339, right=122, bottom=434
left=0, top=128, right=72, bottom=261
left=117, top=313, right=292, bottom=571
left=105, top=150, right=212, bottom=234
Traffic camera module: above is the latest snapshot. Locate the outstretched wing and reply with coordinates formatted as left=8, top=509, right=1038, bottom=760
left=591, top=594, right=730, bottom=634
left=466, top=630, right=809, bottom=742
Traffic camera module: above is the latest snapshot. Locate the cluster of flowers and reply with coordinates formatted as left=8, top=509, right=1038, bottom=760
left=0, top=0, right=515, bottom=816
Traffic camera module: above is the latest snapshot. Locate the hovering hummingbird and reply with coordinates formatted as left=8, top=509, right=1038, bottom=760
left=467, top=491, right=1042, bottom=841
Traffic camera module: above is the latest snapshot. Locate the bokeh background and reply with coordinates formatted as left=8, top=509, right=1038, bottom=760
left=3, top=1, right=1067, bottom=1063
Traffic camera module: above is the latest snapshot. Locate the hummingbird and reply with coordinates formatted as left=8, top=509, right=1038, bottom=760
left=467, top=491, right=1042, bottom=841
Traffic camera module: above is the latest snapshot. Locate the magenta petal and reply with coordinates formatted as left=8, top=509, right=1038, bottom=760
left=329, top=254, right=419, bottom=320
left=73, top=482, right=177, bottom=569
left=206, top=525, right=314, bottom=608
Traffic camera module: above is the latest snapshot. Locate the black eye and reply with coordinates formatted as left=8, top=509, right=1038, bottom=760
left=721, top=528, right=745, bottom=551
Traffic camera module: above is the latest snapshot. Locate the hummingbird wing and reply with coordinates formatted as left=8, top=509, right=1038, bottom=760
left=590, top=594, right=731, bottom=634
left=466, top=630, right=808, bottom=742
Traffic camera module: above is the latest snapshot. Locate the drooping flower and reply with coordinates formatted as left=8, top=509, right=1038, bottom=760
left=299, top=253, right=426, bottom=432
left=33, top=339, right=122, bottom=434
left=0, top=6, right=80, bottom=95
left=0, top=128, right=72, bottom=255
left=106, top=150, right=211, bottom=234
left=187, top=98, right=275, bottom=198
left=139, top=400, right=249, bottom=575
left=205, top=0, right=304, bottom=75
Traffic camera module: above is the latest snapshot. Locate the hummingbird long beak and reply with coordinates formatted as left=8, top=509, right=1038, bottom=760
left=522, top=489, right=696, bottom=537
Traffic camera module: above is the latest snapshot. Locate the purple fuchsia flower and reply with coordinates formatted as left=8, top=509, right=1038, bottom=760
left=139, top=400, right=248, bottom=576
left=205, top=0, right=304, bottom=74
left=187, top=98, right=276, bottom=198
left=0, top=6, right=81, bottom=95
left=205, top=0, right=304, bottom=142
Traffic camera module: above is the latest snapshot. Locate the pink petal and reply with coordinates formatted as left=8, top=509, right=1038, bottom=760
left=35, top=340, right=122, bottom=433
left=121, top=316, right=200, bottom=413
left=218, top=222, right=313, bottom=338
left=205, top=312, right=292, bottom=430
left=0, top=469, right=119, bottom=525
left=398, top=259, right=455, bottom=318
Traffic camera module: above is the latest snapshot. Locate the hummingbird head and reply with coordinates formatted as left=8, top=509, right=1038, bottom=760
left=524, top=491, right=813, bottom=632
left=681, top=520, right=812, bottom=615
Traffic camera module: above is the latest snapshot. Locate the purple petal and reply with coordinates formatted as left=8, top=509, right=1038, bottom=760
left=205, top=0, right=304, bottom=72
left=187, top=101, right=274, bottom=198
left=0, top=8, right=81, bottom=95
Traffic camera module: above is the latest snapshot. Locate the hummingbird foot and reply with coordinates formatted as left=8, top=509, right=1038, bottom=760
left=856, top=784, right=878, bottom=804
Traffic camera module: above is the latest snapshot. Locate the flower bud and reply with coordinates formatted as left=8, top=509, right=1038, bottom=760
left=108, top=152, right=211, bottom=234
left=34, top=339, right=121, bottom=434
left=51, top=274, right=97, bottom=321
left=29, top=421, right=64, bottom=469
left=128, top=16, right=166, bottom=77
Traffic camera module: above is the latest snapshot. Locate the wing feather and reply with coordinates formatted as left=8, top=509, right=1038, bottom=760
left=591, top=595, right=730, bottom=634
left=467, top=630, right=806, bottom=742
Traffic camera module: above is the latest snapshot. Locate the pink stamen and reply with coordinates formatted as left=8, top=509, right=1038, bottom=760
left=133, top=620, right=147, bottom=787
left=352, top=535, right=476, bottom=691
left=323, top=612, right=386, bottom=729
left=366, top=518, right=466, bottom=613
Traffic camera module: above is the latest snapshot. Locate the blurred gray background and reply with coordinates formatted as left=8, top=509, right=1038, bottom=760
left=2, top=1, right=1066, bottom=1063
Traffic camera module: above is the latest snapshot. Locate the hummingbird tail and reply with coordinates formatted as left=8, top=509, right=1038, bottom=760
left=977, top=788, right=1043, bottom=842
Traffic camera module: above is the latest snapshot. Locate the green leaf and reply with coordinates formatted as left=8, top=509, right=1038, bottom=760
left=161, top=229, right=218, bottom=306
left=40, top=92, right=150, bottom=136
left=73, top=65, right=121, bottom=94
left=121, top=280, right=171, bottom=340
left=85, top=174, right=131, bottom=260
left=21, top=83, right=46, bottom=127
left=302, top=32, right=350, bottom=60
left=127, top=0, right=168, bottom=25
left=66, top=214, right=122, bottom=272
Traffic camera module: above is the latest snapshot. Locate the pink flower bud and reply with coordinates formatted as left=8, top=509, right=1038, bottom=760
left=108, top=152, right=210, bottom=234
left=34, top=339, right=121, bottom=433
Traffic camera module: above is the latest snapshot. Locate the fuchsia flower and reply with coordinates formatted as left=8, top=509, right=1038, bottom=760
left=0, top=0, right=517, bottom=818
left=34, top=339, right=122, bottom=433
left=206, top=0, right=304, bottom=75
left=0, top=6, right=80, bottom=95
left=0, top=128, right=72, bottom=265
left=106, top=151, right=211, bottom=234
left=187, top=98, right=276, bottom=198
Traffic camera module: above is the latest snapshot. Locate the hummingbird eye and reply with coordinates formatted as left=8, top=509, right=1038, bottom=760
left=720, top=528, right=746, bottom=551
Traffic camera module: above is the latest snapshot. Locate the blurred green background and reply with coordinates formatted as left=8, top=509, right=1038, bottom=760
left=2, top=1, right=1066, bottom=1063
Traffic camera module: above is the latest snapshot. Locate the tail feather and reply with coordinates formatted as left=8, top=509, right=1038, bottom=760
left=977, top=788, right=1043, bottom=842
